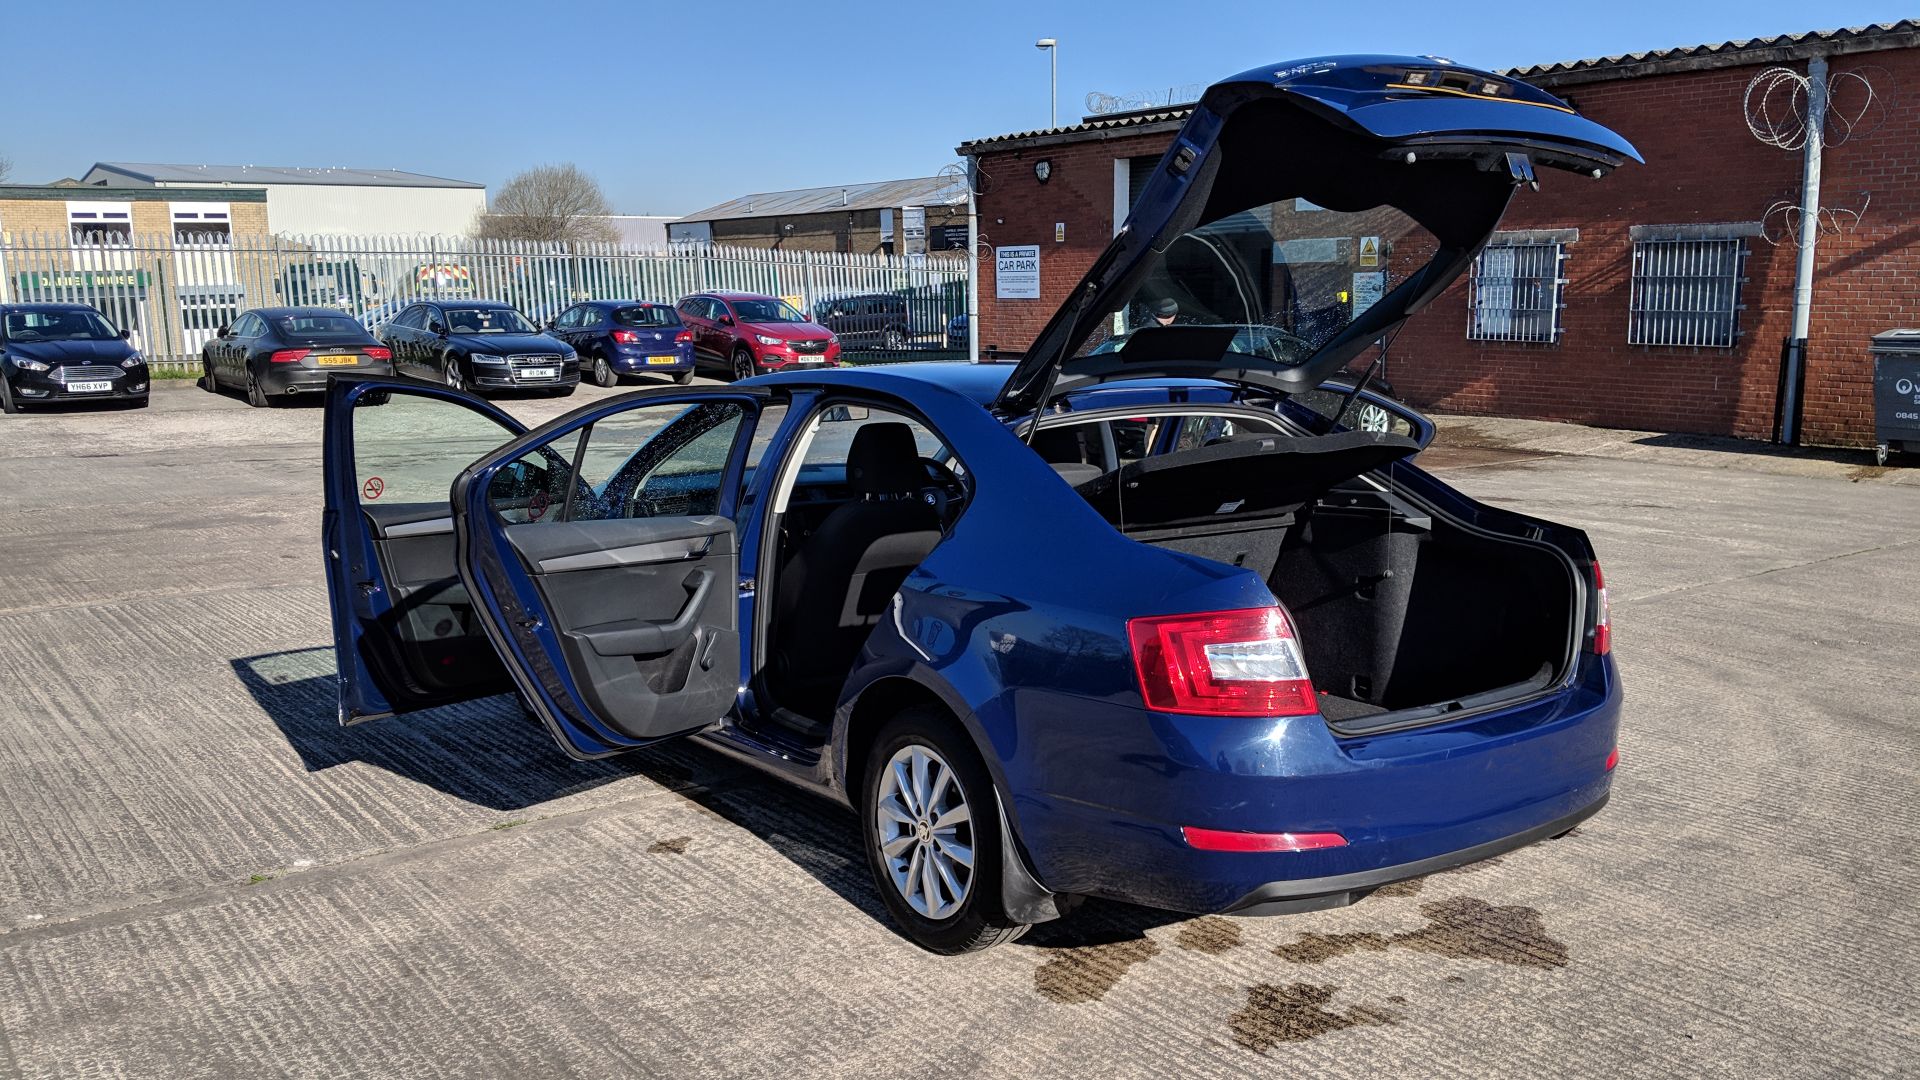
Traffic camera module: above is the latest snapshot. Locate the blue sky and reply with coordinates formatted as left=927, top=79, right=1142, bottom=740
left=2, top=1, right=1906, bottom=215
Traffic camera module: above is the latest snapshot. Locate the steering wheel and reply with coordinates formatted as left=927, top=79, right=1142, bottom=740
left=917, top=456, right=964, bottom=524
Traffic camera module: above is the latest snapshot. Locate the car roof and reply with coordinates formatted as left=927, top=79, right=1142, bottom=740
left=1, top=302, right=98, bottom=312
left=247, top=306, right=360, bottom=318
left=699, top=290, right=779, bottom=301
left=752, top=361, right=1249, bottom=415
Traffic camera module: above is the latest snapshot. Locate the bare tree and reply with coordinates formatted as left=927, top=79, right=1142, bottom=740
left=472, top=164, right=618, bottom=246
left=0, top=155, right=12, bottom=184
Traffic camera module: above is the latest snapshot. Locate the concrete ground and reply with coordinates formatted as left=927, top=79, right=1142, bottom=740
left=0, top=377, right=1915, bottom=1078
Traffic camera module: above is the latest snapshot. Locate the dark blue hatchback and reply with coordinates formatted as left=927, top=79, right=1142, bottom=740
left=320, top=54, right=1635, bottom=953
left=545, top=300, right=695, bottom=387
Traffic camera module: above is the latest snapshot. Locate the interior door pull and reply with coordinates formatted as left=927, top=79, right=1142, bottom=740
left=578, top=567, right=714, bottom=658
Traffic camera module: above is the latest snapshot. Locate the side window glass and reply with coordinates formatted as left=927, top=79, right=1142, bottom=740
left=1290, top=388, right=1419, bottom=439
left=1171, top=413, right=1280, bottom=452
left=565, top=401, right=752, bottom=522
left=1107, top=417, right=1163, bottom=466
left=799, top=405, right=947, bottom=475
left=487, top=431, right=582, bottom=524
left=743, top=404, right=790, bottom=476
left=354, top=392, right=523, bottom=512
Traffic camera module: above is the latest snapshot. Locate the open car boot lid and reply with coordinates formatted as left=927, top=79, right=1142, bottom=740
left=991, top=54, right=1642, bottom=416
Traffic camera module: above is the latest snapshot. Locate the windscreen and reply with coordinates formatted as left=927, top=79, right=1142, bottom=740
left=1085, top=200, right=1432, bottom=365
left=444, top=307, right=537, bottom=334
left=4, top=308, right=121, bottom=341
left=613, top=305, right=679, bottom=328
left=731, top=299, right=806, bottom=323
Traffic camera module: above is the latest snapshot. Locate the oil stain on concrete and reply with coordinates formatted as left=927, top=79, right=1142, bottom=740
left=647, top=837, right=692, bottom=854
left=1372, top=876, right=1426, bottom=898
left=1174, top=917, right=1244, bottom=955
left=1271, top=896, right=1568, bottom=970
left=1229, top=983, right=1398, bottom=1052
left=1034, top=937, right=1163, bottom=1004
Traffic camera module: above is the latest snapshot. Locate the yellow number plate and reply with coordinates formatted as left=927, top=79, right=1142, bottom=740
left=646, top=355, right=679, bottom=366
left=317, top=355, right=359, bottom=366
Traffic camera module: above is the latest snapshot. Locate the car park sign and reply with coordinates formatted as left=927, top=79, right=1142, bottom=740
left=995, top=245, right=1041, bottom=299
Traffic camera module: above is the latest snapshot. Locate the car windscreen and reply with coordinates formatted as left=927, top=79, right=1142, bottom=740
left=275, top=314, right=370, bottom=342
left=3, top=309, right=121, bottom=341
left=444, top=308, right=537, bottom=334
left=613, top=305, right=679, bottom=328
left=730, top=299, right=806, bottom=323
left=1080, top=201, right=1433, bottom=366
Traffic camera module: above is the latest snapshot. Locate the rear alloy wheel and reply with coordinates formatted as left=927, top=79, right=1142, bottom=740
left=591, top=353, right=618, bottom=388
left=245, top=367, right=271, bottom=408
left=444, top=358, right=465, bottom=393
left=884, top=326, right=907, bottom=351
left=862, top=706, right=1029, bottom=953
left=731, top=348, right=756, bottom=382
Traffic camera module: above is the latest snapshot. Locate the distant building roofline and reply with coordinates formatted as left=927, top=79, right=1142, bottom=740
left=678, top=175, right=969, bottom=223
left=81, top=162, right=485, bottom=189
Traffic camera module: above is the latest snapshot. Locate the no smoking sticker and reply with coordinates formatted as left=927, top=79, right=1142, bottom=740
left=363, top=476, right=384, bottom=500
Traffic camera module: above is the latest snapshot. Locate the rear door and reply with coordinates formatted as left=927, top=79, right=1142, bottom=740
left=450, top=387, right=767, bottom=759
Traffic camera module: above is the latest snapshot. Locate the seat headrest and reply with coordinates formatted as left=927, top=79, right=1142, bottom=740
left=846, top=422, right=925, bottom=495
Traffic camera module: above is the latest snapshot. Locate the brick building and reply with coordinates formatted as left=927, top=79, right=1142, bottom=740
left=957, top=23, right=1920, bottom=447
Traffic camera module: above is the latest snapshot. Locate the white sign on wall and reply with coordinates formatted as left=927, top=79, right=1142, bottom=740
left=996, top=245, right=1041, bottom=299
left=1351, top=271, right=1386, bottom=315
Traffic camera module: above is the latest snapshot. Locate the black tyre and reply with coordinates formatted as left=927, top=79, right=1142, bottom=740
left=861, top=706, right=1029, bottom=953
left=731, top=348, right=756, bottom=382
left=202, top=356, right=219, bottom=392
left=673, top=368, right=694, bottom=386
left=591, top=353, right=618, bottom=388
left=0, top=380, right=20, bottom=414
left=245, top=366, right=271, bottom=408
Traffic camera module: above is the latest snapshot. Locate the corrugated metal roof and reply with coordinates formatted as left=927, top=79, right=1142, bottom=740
left=677, top=175, right=968, bottom=223
left=1509, top=20, right=1920, bottom=82
left=958, top=22, right=1920, bottom=151
left=84, top=162, right=485, bottom=189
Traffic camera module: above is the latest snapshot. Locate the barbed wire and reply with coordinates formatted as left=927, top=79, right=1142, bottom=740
left=1085, top=85, right=1205, bottom=115
left=1759, top=191, right=1872, bottom=247
left=1744, top=65, right=1889, bottom=150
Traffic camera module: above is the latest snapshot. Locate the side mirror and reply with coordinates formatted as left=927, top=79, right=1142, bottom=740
left=119, top=329, right=132, bottom=340
left=718, top=315, right=734, bottom=327
left=216, top=325, right=230, bottom=339
left=544, top=320, right=557, bottom=330
left=429, top=321, right=448, bottom=337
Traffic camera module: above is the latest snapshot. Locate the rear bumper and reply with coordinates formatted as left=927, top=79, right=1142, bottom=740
left=610, top=344, right=694, bottom=373
left=1000, top=653, right=1623, bottom=915
left=260, top=364, right=393, bottom=394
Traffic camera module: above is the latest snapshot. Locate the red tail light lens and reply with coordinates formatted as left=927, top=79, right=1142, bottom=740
left=1604, top=746, right=1620, bottom=771
left=1127, top=607, right=1316, bottom=717
left=611, top=329, right=640, bottom=344
left=268, top=349, right=310, bottom=363
left=363, top=346, right=392, bottom=361
left=674, top=330, right=693, bottom=344
left=1590, top=561, right=1611, bottom=655
left=1182, top=826, right=1348, bottom=852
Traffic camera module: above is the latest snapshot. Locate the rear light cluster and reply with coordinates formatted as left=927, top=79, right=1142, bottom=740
left=1127, top=607, right=1316, bottom=717
left=269, top=349, right=309, bottom=364
left=611, top=329, right=640, bottom=344
left=364, top=346, right=392, bottom=361
left=675, top=330, right=693, bottom=344
left=1589, top=561, right=1611, bottom=655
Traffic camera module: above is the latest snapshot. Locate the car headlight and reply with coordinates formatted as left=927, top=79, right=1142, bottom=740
left=561, top=349, right=577, bottom=362
left=469, top=353, right=507, bottom=365
left=754, top=334, right=783, bottom=346
left=827, top=334, right=838, bottom=346
left=121, top=354, right=145, bottom=369
left=13, top=358, right=49, bottom=372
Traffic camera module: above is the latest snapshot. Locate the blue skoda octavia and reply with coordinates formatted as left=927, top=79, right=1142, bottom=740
left=322, top=56, right=1636, bottom=952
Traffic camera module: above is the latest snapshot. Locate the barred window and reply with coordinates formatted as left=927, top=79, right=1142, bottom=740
left=1468, top=239, right=1565, bottom=343
left=1628, top=232, right=1748, bottom=348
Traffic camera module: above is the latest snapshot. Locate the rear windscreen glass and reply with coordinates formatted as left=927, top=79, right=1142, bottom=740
left=614, top=305, right=679, bottom=328
left=275, top=314, right=369, bottom=342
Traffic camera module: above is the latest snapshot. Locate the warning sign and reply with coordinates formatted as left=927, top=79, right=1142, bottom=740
left=362, top=476, right=384, bottom=500
left=1358, top=236, right=1381, bottom=267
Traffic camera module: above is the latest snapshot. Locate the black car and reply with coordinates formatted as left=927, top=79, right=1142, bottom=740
left=0, top=303, right=150, bottom=413
left=815, top=292, right=911, bottom=352
left=203, top=306, right=394, bottom=408
left=377, top=300, right=578, bottom=396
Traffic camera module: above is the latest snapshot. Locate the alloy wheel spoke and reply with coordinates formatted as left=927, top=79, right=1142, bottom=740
left=877, top=795, right=916, bottom=827
left=934, top=837, right=974, bottom=869
left=910, top=750, right=931, bottom=814
left=927, top=765, right=954, bottom=811
left=904, top=843, right=926, bottom=910
left=881, top=834, right=918, bottom=859
left=921, top=843, right=944, bottom=917
left=891, top=761, right=921, bottom=817
left=930, top=847, right=966, bottom=900
left=931, top=803, right=969, bottom=831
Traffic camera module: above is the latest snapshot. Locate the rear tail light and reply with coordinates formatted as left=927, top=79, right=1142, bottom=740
left=1182, top=826, right=1347, bottom=852
left=1589, top=561, right=1611, bottom=655
left=269, top=349, right=310, bottom=363
left=364, top=346, right=392, bottom=361
left=1604, top=746, right=1620, bottom=770
left=674, top=330, right=693, bottom=344
left=611, top=329, right=640, bottom=344
left=1128, top=607, right=1316, bottom=717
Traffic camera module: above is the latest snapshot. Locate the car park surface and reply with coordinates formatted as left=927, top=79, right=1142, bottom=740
left=0, top=379, right=1914, bottom=1075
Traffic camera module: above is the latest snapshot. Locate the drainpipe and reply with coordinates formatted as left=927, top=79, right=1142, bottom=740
left=966, top=157, right=980, bottom=365
left=1778, top=53, right=1828, bottom=445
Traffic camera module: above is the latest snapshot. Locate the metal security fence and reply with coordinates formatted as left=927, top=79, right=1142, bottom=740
left=0, top=231, right=971, bottom=374
left=1628, top=237, right=1747, bottom=348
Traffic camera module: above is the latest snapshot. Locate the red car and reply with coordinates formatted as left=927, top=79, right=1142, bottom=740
left=676, top=291, right=840, bottom=381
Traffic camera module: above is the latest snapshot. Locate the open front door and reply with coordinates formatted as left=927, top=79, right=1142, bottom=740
left=450, top=389, right=765, bottom=760
left=323, top=375, right=541, bottom=723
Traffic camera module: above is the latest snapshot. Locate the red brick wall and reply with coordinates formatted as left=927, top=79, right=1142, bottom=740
left=971, top=50, right=1920, bottom=446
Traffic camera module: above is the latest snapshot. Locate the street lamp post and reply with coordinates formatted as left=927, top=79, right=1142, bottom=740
left=1036, top=38, right=1057, bottom=128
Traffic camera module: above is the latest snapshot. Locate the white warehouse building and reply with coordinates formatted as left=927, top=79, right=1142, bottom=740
left=78, top=162, right=488, bottom=237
